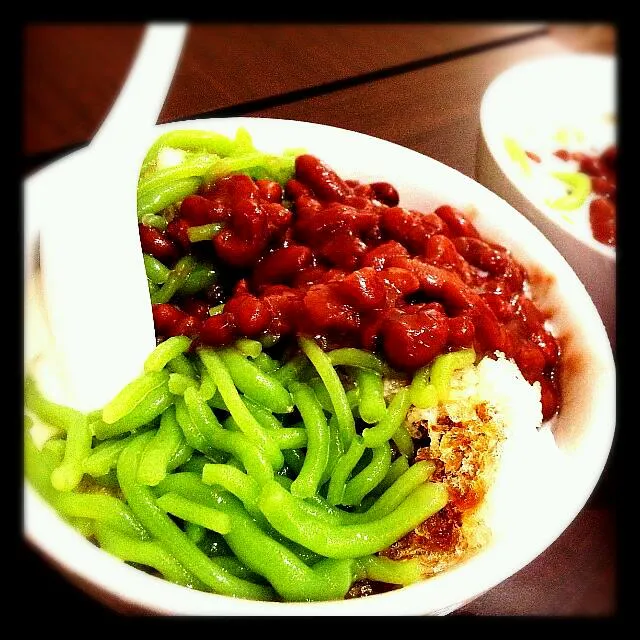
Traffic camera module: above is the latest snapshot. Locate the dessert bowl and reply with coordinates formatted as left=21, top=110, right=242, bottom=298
left=24, top=116, right=616, bottom=616
left=476, top=53, right=616, bottom=348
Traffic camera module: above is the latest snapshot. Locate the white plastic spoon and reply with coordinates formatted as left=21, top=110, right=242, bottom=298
left=27, top=23, right=188, bottom=412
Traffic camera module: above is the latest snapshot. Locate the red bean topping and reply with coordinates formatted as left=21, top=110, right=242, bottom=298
left=539, top=379, right=559, bottom=424
left=228, top=198, right=267, bottom=240
left=453, top=237, right=508, bottom=274
left=424, top=234, right=474, bottom=283
left=145, top=154, right=562, bottom=420
left=263, top=203, right=293, bottom=235
left=579, top=156, right=607, bottom=178
left=174, top=314, right=203, bottom=338
left=261, top=286, right=305, bottom=338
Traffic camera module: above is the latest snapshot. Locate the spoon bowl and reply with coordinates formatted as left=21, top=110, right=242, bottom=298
left=27, top=24, right=188, bottom=411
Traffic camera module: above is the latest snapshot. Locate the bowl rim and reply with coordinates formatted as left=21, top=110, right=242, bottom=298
left=23, top=115, right=617, bottom=616
left=479, top=52, right=616, bottom=261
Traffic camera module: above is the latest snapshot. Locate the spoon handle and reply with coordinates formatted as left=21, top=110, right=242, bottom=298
left=92, top=23, right=188, bottom=148
left=32, top=24, right=188, bottom=413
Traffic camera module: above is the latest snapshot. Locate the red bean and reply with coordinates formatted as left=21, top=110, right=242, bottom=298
left=369, top=182, right=399, bottom=207
left=316, top=233, right=367, bottom=270
left=199, top=312, right=236, bottom=347
left=433, top=205, right=480, bottom=238
left=166, top=218, right=191, bottom=252
left=513, top=342, right=547, bottom=383
left=447, top=314, right=475, bottom=348
left=381, top=267, right=420, bottom=299
left=579, top=156, right=607, bottom=178
left=174, top=314, right=202, bottom=338
left=482, top=291, right=516, bottom=322
left=539, top=378, right=559, bottom=423
left=591, top=176, right=616, bottom=200
left=254, top=245, right=313, bottom=288
left=452, top=237, right=509, bottom=276
left=303, top=284, right=360, bottom=337
left=342, top=194, right=379, bottom=211
left=263, top=202, right=293, bottom=235
left=424, top=234, right=474, bottom=283
left=229, top=198, right=267, bottom=240
left=589, top=197, right=616, bottom=246
left=180, top=298, right=211, bottom=320
left=224, top=294, right=272, bottom=337
left=380, top=207, right=446, bottom=254
left=205, top=174, right=260, bottom=203
left=256, top=179, right=283, bottom=203
left=261, top=286, right=305, bottom=337
left=152, top=303, right=194, bottom=338
left=284, top=178, right=313, bottom=201
left=295, top=203, right=377, bottom=246
left=335, top=267, right=386, bottom=311
left=379, top=308, right=449, bottom=371
left=138, top=224, right=180, bottom=263
left=600, top=145, right=616, bottom=171
left=361, top=240, right=409, bottom=270
left=294, top=154, right=351, bottom=203
left=213, top=229, right=266, bottom=268
left=179, top=195, right=223, bottom=225
left=350, top=182, right=375, bottom=199
left=529, top=328, right=560, bottom=368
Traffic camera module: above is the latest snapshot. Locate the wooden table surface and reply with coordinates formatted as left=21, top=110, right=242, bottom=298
left=22, top=22, right=618, bottom=618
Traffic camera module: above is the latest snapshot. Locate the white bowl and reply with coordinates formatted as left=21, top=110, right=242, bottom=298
left=24, top=116, right=616, bottom=616
left=476, top=53, right=616, bottom=349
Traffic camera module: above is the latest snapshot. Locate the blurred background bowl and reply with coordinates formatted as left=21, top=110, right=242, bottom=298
left=476, top=53, right=616, bottom=349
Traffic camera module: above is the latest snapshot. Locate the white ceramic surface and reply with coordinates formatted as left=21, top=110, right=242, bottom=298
left=24, top=117, right=616, bottom=616
left=476, top=53, right=616, bottom=348
left=32, top=24, right=187, bottom=413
